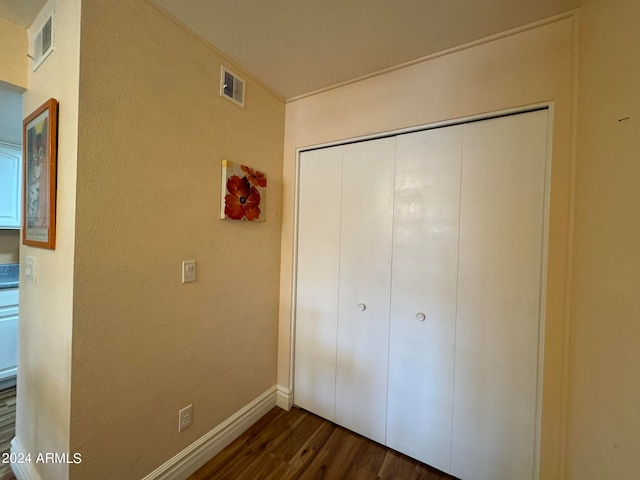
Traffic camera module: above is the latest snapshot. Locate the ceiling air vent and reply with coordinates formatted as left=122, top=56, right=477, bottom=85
left=220, top=66, right=245, bottom=107
left=32, top=12, right=55, bottom=71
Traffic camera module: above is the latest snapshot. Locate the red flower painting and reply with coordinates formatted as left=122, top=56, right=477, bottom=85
left=241, top=165, right=267, bottom=188
left=225, top=175, right=261, bottom=221
left=221, top=161, right=267, bottom=222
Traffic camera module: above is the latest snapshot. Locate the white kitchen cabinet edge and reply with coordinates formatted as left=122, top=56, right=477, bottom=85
left=0, top=142, right=22, bottom=229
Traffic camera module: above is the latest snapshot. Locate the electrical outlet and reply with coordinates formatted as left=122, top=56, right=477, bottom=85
left=178, top=404, right=192, bottom=432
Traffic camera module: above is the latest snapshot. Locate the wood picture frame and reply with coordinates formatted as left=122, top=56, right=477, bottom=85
left=22, top=98, right=58, bottom=249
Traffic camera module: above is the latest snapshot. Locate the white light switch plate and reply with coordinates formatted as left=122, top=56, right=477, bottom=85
left=182, top=260, right=196, bottom=283
left=25, top=256, right=36, bottom=283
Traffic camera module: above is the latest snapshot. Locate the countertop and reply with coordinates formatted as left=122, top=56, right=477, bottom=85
left=0, top=263, right=19, bottom=289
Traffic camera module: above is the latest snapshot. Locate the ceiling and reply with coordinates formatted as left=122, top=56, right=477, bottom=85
left=152, top=0, right=580, bottom=99
left=0, top=0, right=581, bottom=100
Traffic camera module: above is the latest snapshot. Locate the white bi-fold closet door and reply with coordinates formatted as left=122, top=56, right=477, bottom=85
left=294, top=109, right=549, bottom=480
left=294, top=137, right=396, bottom=444
left=386, top=124, right=463, bottom=473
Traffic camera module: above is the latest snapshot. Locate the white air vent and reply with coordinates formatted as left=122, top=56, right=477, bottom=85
left=32, top=12, right=55, bottom=71
left=220, top=66, right=245, bottom=107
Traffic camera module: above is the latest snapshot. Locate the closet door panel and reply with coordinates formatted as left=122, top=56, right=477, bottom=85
left=335, top=137, right=395, bottom=444
left=452, top=110, right=549, bottom=480
left=386, top=126, right=463, bottom=472
left=294, top=146, right=343, bottom=421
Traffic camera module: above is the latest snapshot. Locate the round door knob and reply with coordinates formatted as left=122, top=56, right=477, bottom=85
left=416, top=312, right=426, bottom=321
left=358, top=303, right=367, bottom=311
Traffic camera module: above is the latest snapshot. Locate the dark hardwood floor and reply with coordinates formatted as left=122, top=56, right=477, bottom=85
left=189, top=406, right=457, bottom=480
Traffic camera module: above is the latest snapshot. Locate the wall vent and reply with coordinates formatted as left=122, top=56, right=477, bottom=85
left=220, top=66, right=245, bottom=107
left=32, top=12, right=55, bottom=71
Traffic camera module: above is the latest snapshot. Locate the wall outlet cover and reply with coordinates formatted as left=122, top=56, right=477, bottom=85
left=178, top=404, right=192, bottom=432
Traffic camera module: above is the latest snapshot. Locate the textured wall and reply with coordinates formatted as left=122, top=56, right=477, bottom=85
left=0, top=17, right=27, bottom=89
left=567, top=0, right=640, bottom=478
left=69, top=1, right=284, bottom=478
left=16, top=0, right=81, bottom=479
left=280, top=16, right=577, bottom=479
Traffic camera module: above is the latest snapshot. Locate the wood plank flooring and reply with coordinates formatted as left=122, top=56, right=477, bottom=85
left=0, top=386, right=17, bottom=480
left=189, top=406, right=458, bottom=480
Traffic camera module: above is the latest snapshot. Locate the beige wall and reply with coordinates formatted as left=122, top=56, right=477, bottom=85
left=16, top=0, right=81, bottom=479
left=69, top=1, right=284, bottom=478
left=0, top=17, right=27, bottom=89
left=566, top=0, right=640, bottom=478
left=279, top=15, right=577, bottom=479
left=0, top=231, right=20, bottom=263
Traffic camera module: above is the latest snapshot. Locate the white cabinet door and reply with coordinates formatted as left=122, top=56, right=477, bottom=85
left=386, top=126, right=463, bottom=472
left=334, top=137, right=395, bottom=444
left=294, top=145, right=343, bottom=421
left=0, top=143, right=22, bottom=229
left=0, top=289, right=19, bottom=381
left=451, top=110, right=548, bottom=480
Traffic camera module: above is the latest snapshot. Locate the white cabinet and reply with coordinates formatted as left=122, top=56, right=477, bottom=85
left=0, top=143, right=22, bottom=229
left=294, top=109, right=549, bottom=480
left=0, top=289, right=19, bottom=382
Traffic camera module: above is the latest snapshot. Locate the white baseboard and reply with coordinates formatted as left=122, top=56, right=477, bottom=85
left=10, top=385, right=286, bottom=480
left=276, top=385, right=293, bottom=411
left=142, top=385, right=280, bottom=480
left=10, top=438, right=43, bottom=480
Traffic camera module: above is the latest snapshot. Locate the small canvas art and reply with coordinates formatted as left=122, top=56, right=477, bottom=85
left=221, top=160, right=267, bottom=222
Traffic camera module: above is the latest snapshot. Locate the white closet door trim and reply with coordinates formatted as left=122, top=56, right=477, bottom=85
left=295, top=103, right=554, bottom=153
left=534, top=104, right=554, bottom=480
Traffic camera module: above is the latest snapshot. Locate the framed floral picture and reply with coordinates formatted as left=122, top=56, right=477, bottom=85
left=221, top=160, right=267, bottom=222
left=23, top=98, right=58, bottom=249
